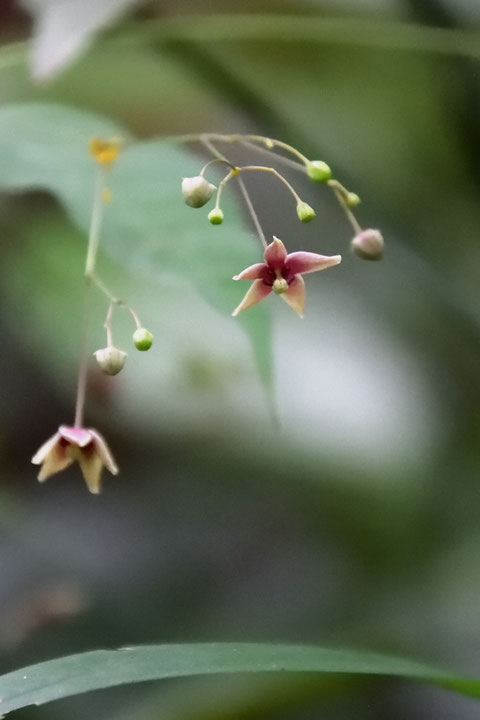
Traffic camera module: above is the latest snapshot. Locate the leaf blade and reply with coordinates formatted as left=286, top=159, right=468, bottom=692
left=0, top=642, right=478, bottom=715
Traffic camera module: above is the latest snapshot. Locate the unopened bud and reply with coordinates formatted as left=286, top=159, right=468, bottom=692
left=182, top=176, right=216, bottom=208
left=351, top=229, right=384, bottom=261
left=133, top=328, right=153, bottom=351
left=273, top=278, right=288, bottom=294
left=347, top=192, right=361, bottom=207
left=208, top=208, right=224, bottom=225
left=306, top=160, right=332, bottom=183
left=94, top=346, right=127, bottom=375
left=296, top=201, right=316, bottom=223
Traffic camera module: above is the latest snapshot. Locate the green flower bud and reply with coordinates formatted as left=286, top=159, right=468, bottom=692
left=296, top=201, right=316, bottom=223
left=182, top=176, right=216, bottom=208
left=347, top=192, right=361, bottom=207
left=351, top=229, right=384, bottom=261
left=208, top=208, right=224, bottom=225
left=306, top=160, right=332, bottom=183
left=94, top=346, right=127, bottom=375
left=273, top=277, right=288, bottom=295
left=133, top=328, right=153, bottom=351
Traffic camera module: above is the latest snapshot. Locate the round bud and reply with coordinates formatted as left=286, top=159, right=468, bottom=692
left=351, top=229, right=384, bottom=261
left=208, top=208, right=224, bottom=225
left=182, top=176, right=216, bottom=208
left=296, top=201, right=316, bottom=223
left=94, top=346, right=127, bottom=375
left=306, top=160, right=332, bottom=183
left=133, top=328, right=153, bottom=351
left=273, top=278, right=288, bottom=295
left=347, top=192, right=361, bottom=207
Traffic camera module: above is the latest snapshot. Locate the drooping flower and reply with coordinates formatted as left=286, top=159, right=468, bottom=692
left=232, top=236, right=341, bottom=318
left=31, top=426, right=118, bottom=494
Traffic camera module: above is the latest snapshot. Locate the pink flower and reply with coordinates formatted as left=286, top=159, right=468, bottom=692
left=232, top=236, right=341, bottom=318
left=31, top=426, right=118, bottom=494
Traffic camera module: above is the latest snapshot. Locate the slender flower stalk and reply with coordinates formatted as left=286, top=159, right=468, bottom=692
left=328, top=179, right=362, bottom=235
left=236, top=175, right=267, bottom=250
left=74, top=166, right=108, bottom=428
left=238, top=165, right=303, bottom=204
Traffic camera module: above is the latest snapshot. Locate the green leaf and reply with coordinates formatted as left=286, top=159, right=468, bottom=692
left=0, top=642, right=478, bottom=715
left=0, top=102, right=272, bottom=389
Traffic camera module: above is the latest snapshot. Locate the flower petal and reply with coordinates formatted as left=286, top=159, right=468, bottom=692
left=232, top=263, right=268, bottom=281
left=281, top=275, right=306, bottom=318
left=31, top=431, right=62, bottom=465
left=89, top=429, right=119, bottom=475
left=264, top=236, right=287, bottom=270
left=59, top=426, right=93, bottom=448
left=36, top=438, right=73, bottom=482
left=286, top=252, right=342, bottom=275
left=232, top=280, right=272, bottom=316
left=77, top=448, right=104, bottom=495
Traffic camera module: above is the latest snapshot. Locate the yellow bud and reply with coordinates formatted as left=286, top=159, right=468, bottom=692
left=89, top=138, right=122, bottom=167
left=347, top=192, right=361, bottom=207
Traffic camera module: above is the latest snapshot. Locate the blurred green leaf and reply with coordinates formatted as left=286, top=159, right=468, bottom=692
left=0, top=642, right=479, bottom=715
left=0, top=102, right=272, bottom=388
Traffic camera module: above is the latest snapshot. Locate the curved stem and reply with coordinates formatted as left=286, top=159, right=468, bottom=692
left=328, top=179, right=362, bottom=235
left=215, top=168, right=236, bottom=209
left=239, top=165, right=303, bottom=204
left=237, top=139, right=306, bottom=172
left=199, top=157, right=234, bottom=176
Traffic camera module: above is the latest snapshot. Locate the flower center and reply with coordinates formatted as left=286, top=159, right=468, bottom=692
left=273, top=277, right=288, bottom=294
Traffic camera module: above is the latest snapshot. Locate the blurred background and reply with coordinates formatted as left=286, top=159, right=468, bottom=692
left=1, top=0, right=480, bottom=717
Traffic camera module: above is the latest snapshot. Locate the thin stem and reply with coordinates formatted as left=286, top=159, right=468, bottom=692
left=128, top=306, right=142, bottom=329
left=73, top=286, right=91, bottom=428
left=200, top=135, right=230, bottom=163
left=73, top=167, right=107, bottom=428
left=237, top=139, right=306, bottom=172
left=215, top=168, right=236, bottom=209
left=105, top=302, right=115, bottom=347
left=239, top=165, right=303, bottom=204
left=92, top=275, right=119, bottom=303
left=236, top=175, right=267, bottom=249
left=328, top=180, right=362, bottom=235
left=85, top=169, right=107, bottom=280
left=206, top=133, right=309, bottom=165
left=242, top=135, right=309, bottom=164
left=93, top=275, right=143, bottom=329
left=199, top=158, right=234, bottom=176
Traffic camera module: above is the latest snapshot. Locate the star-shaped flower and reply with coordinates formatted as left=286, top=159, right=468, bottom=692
left=232, top=236, right=341, bottom=317
left=31, top=426, right=118, bottom=494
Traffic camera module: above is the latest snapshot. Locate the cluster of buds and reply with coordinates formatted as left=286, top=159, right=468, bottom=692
left=182, top=134, right=385, bottom=316
left=94, top=326, right=154, bottom=376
